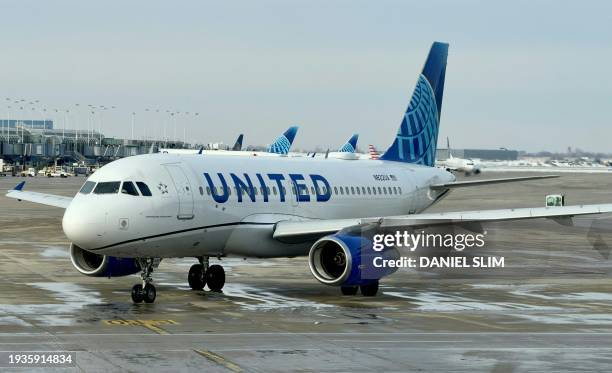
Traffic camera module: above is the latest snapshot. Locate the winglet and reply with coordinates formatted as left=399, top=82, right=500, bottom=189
left=14, top=181, right=25, bottom=191
left=198, top=146, right=204, bottom=155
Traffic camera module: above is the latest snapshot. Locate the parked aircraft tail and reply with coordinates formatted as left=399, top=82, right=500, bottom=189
left=267, top=126, right=299, bottom=155
left=337, top=134, right=359, bottom=153
left=380, top=42, right=448, bottom=166
left=232, top=134, right=244, bottom=151
left=368, top=145, right=380, bottom=160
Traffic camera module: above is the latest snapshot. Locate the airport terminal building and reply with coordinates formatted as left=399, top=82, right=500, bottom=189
left=0, top=119, right=187, bottom=167
left=436, top=148, right=519, bottom=161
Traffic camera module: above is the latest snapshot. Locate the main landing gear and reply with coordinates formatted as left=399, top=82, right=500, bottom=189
left=341, top=280, right=379, bottom=297
left=131, top=258, right=161, bottom=303
left=188, top=256, right=225, bottom=292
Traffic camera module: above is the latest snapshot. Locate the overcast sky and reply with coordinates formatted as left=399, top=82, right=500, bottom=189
left=1, top=0, right=611, bottom=152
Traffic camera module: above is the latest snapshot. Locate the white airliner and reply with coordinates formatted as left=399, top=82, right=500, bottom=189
left=7, top=42, right=612, bottom=303
left=438, top=137, right=481, bottom=175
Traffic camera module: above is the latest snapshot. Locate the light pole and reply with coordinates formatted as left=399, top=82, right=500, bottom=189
left=6, top=105, right=11, bottom=141
left=194, top=112, right=199, bottom=145
left=19, top=106, right=24, bottom=143
left=131, top=112, right=136, bottom=141
left=74, top=104, right=80, bottom=142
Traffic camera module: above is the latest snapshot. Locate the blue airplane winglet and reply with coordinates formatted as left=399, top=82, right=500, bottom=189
left=14, top=181, right=25, bottom=191
left=198, top=146, right=204, bottom=155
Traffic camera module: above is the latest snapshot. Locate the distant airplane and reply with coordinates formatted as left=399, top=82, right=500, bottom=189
left=267, top=126, right=298, bottom=155
left=337, top=134, right=359, bottom=153
left=9, top=42, right=602, bottom=305
left=368, top=145, right=380, bottom=160
left=231, top=134, right=244, bottom=151
left=439, top=137, right=481, bottom=175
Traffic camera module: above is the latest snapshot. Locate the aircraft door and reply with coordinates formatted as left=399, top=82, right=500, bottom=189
left=286, top=179, right=298, bottom=208
left=164, top=164, right=195, bottom=219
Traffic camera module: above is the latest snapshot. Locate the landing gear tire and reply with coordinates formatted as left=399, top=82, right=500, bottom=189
left=143, top=284, right=156, bottom=303
left=341, top=286, right=359, bottom=295
left=131, top=284, right=143, bottom=303
left=131, top=258, right=160, bottom=304
left=188, top=264, right=205, bottom=290
left=360, top=281, right=379, bottom=297
left=206, top=264, right=225, bottom=292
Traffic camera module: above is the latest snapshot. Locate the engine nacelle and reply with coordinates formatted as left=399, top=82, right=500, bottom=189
left=70, top=243, right=141, bottom=277
left=308, top=233, right=397, bottom=287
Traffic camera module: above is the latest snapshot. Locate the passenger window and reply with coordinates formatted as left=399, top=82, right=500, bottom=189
left=94, top=181, right=121, bottom=194
left=362, top=186, right=366, bottom=194
left=351, top=186, right=355, bottom=195
left=378, top=187, right=382, bottom=194
left=79, top=181, right=96, bottom=194
left=356, top=187, right=360, bottom=195
left=199, top=186, right=204, bottom=195
left=334, top=187, right=338, bottom=195
left=121, top=181, right=139, bottom=196
left=340, top=187, right=344, bottom=195
left=206, top=186, right=211, bottom=195
left=310, top=186, right=315, bottom=195
left=273, top=186, right=277, bottom=195
left=367, top=187, right=371, bottom=194
left=136, top=182, right=152, bottom=196
left=372, top=187, right=377, bottom=195
left=398, top=187, right=402, bottom=194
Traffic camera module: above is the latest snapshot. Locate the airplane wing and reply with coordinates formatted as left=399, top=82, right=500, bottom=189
left=5, top=182, right=72, bottom=209
left=430, top=175, right=558, bottom=190
left=272, top=203, right=612, bottom=240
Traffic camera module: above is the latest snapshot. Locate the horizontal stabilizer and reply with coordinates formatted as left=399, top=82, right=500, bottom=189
left=430, top=175, right=558, bottom=190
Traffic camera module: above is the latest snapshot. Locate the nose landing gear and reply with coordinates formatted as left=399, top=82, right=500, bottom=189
left=131, top=258, right=160, bottom=303
left=188, top=256, right=225, bottom=292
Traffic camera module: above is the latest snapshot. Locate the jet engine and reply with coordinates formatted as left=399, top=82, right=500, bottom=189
left=308, top=232, right=397, bottom=287
left=70, top=243, right=141, bottom=277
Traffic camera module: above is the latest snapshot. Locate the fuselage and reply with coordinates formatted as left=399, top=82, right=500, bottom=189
left=62, top=153, right=455, bottom=258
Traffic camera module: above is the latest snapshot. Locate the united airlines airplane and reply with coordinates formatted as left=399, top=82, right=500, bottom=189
left=7, top=42, right=612, bottom=303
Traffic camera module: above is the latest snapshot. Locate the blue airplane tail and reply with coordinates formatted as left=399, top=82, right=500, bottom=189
left=380, top=42, right=448, bottom=166
left=232, top=134, right=244, bottom=151
left=267, top=126, right=298, bottom=155
left=337, top=134, right=359, bottom=153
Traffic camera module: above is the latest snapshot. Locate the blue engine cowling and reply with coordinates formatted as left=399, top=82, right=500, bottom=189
left=308, top=232, right=398, bottom=287
left=70, top=243, right=141, bottom=277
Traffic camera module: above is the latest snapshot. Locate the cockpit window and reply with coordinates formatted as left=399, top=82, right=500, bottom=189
left=93, top=181, right=121, bottom=194
left=79, top=181, right=96, bottom=194
left=121, top=181, right=140, bottom=196
left=136, top=182, right=152, bottom=196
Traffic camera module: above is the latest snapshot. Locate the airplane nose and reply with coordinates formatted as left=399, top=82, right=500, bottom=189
left=62, top=201, right=106, bottom=249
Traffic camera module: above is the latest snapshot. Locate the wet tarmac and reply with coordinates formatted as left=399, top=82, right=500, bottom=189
left=1, top=173, right=612, bottom=372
